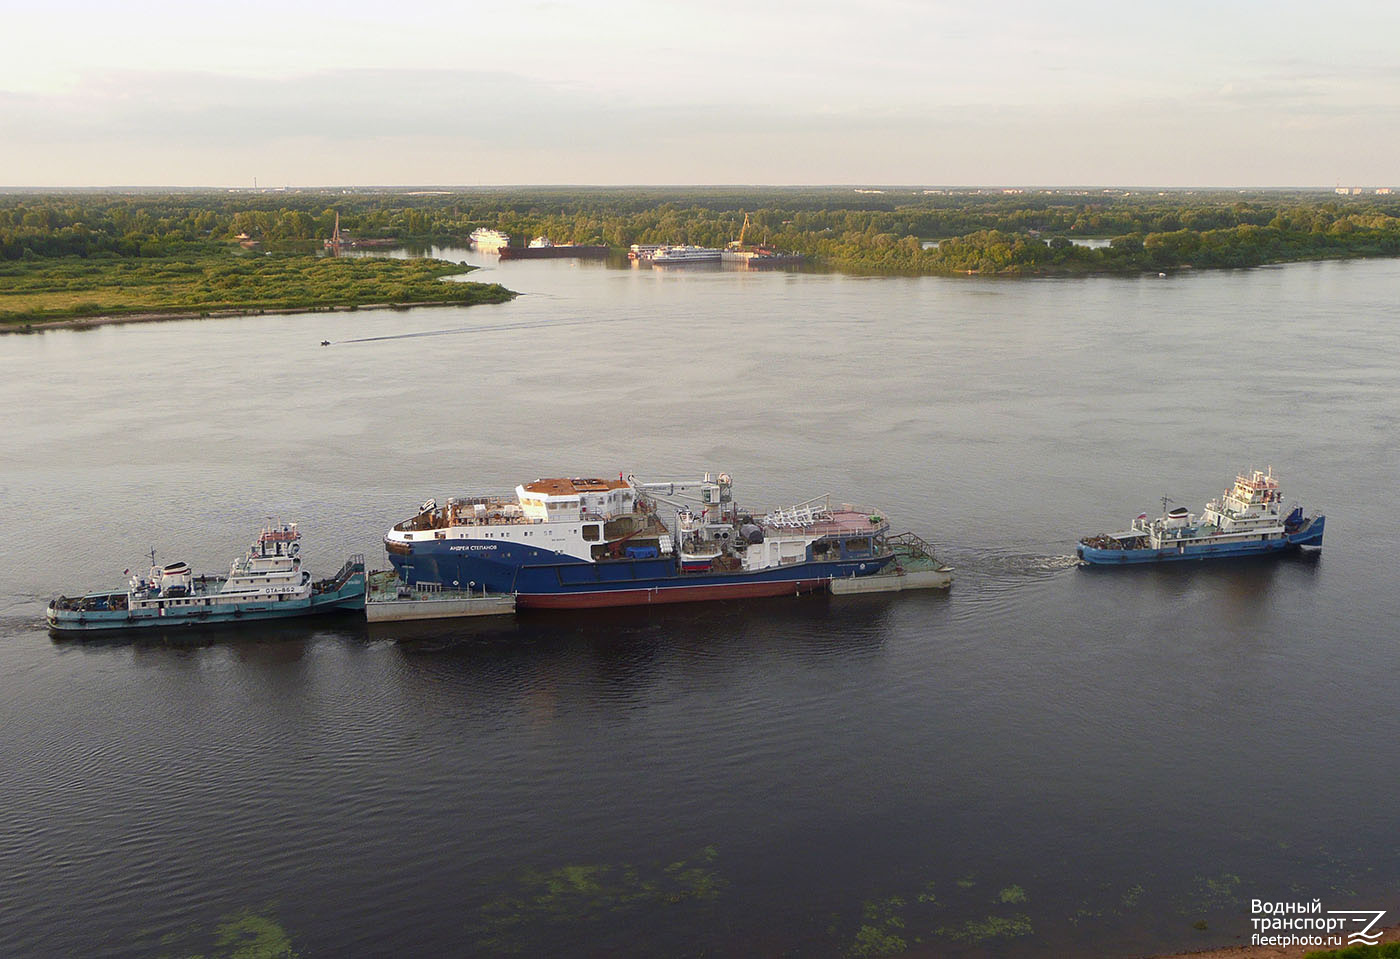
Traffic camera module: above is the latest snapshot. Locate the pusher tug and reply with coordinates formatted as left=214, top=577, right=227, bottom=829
left=47, top=523, right=365, bottom=632
left=1077, top=469, right=1324, bottom=565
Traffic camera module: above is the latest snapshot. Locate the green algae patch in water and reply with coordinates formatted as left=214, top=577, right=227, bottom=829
left=539, top=864, right=606, bottom=897
left=1178, top=872, right=1241, bottom=915
left=846, top=896, right=908, bottom=959
left=936, top=913, right=1034, bottom=943
left=137, top=904, right=299, bottom=959
left=839, top=877, right=1042, bottom=954
left=473, top=847, right=726, bottom=952
left=210, top=909, right=300, bottom=959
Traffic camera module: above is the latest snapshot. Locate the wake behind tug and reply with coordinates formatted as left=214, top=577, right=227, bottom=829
left=1077, top=469, right=1324, bottom=565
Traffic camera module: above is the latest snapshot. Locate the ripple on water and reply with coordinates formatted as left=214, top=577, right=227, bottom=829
left=4, top=257, right=1400, bottom=957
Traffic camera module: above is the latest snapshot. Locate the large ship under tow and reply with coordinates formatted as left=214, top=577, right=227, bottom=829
left=384, top=472, right=913, bottom=608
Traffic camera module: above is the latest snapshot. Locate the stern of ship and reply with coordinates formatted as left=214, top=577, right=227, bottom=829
left=1286, top=514, right=1325, bottom=549
left=312, top=554, right=367, bottom=611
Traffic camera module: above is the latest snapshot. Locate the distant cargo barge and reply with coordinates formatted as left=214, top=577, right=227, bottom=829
left=721, top=249, right=805, bottom=267
left=498, top=240, right=610, bottom=260
left=322, top=212, right=398, bottom=250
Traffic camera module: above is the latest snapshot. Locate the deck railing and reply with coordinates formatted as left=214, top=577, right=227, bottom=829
left=886, top=531, right=937, bottom=562
left=318, top=554, right=365, bottom=593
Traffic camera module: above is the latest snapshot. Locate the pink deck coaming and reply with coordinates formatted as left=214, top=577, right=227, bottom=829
left=523, top=477, right=629, bottom=496
left=517, top=578, right=830, bottom=609
left=771, top=509, right=884, bottom=537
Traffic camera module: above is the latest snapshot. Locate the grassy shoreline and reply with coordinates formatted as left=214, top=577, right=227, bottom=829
left=0, top=252, right=516, bottom=331
left=0, top=298, right=497, bottom=335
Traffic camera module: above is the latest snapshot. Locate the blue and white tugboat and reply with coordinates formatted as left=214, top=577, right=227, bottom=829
left=47, top=523, right=366, bottom=633
left=385, top=472, right=905, bottom=608
left=1077, top=469, right=1325, bottom=565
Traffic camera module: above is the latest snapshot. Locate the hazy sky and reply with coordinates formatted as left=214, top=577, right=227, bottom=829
left=2, top=0, right=1396, bottom=187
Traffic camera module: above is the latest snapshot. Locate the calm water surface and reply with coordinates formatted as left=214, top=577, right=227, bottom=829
left=1, top=251, right=1398, bottom=957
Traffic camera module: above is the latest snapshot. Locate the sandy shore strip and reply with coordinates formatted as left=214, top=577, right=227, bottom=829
left=0, top=299, right=479, bottom=335
left=1149, top=923, right=1400, bottom=958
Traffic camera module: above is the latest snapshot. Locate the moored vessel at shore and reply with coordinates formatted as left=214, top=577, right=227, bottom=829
left=470, top=228, right=511, bottom=252
left=1077, top=469, right=1324, bottom=565
left=720, top=247, right=804, bottom=267
left=650, top=245, right=722, bottom=265
left=721, top=212, right=803, bottom=267
left=498, top=238, right=609, bottom=260
left=47, top=524, right=365, bottom=633
left=384, top=472, right=940, bottom=608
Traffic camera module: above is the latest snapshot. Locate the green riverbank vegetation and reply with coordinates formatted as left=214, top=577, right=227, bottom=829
left=2, top=187, right=1399, bottom=287
left=0, top=254, right=514, bottom=327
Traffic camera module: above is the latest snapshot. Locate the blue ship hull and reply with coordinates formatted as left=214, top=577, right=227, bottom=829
left=1077, top=516, right=1324, bottom=565
left=388, top=538, right=894, bottom=608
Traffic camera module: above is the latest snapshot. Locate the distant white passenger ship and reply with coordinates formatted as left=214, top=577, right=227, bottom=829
left=650, top=245, right=722, bottom=264
left=470, top=228, right=510, bottom=252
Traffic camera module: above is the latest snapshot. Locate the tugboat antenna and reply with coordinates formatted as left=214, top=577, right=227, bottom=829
left=1160, top=495, right=1173, bottom=514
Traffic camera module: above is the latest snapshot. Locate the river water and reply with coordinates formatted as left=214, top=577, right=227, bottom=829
left=1, top=249, right=1397, bottom=957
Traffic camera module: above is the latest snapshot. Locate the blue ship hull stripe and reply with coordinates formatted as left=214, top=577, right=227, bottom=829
left=1077, top=516, right=1324, bottom=565
left=388, top=538, right=892, bottom=594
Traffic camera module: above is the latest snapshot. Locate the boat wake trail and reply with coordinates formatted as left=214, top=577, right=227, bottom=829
left=943, top=548, right=1080, bottom=577
left=1021, top=554, right=1083, bottom=572
left=932, top=548, right=1081, bottom=626
left=0, top=593, right=50, bottom=616
left=0, top=612, right=45, bottom=633
left=334, top=315, right=610, bottom=345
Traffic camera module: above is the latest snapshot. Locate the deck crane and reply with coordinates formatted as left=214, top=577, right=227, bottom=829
left=728, top=212, right=751, bottom=250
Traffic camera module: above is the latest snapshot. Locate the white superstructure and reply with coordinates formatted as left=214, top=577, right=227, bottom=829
left=389, top=477, right=645, bottom=564
left=47, top=522, right=367, bottom=630
left=470, top=228, right=510, bottom=251
left=386, top=473, right=889, bottom=572
left=650, top=245, right=722, bottom=264
left=1118, top=469, right=1293, bottom=549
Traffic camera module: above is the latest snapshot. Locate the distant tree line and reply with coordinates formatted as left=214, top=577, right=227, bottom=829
left=2, top=188, right=1398, bottom=275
